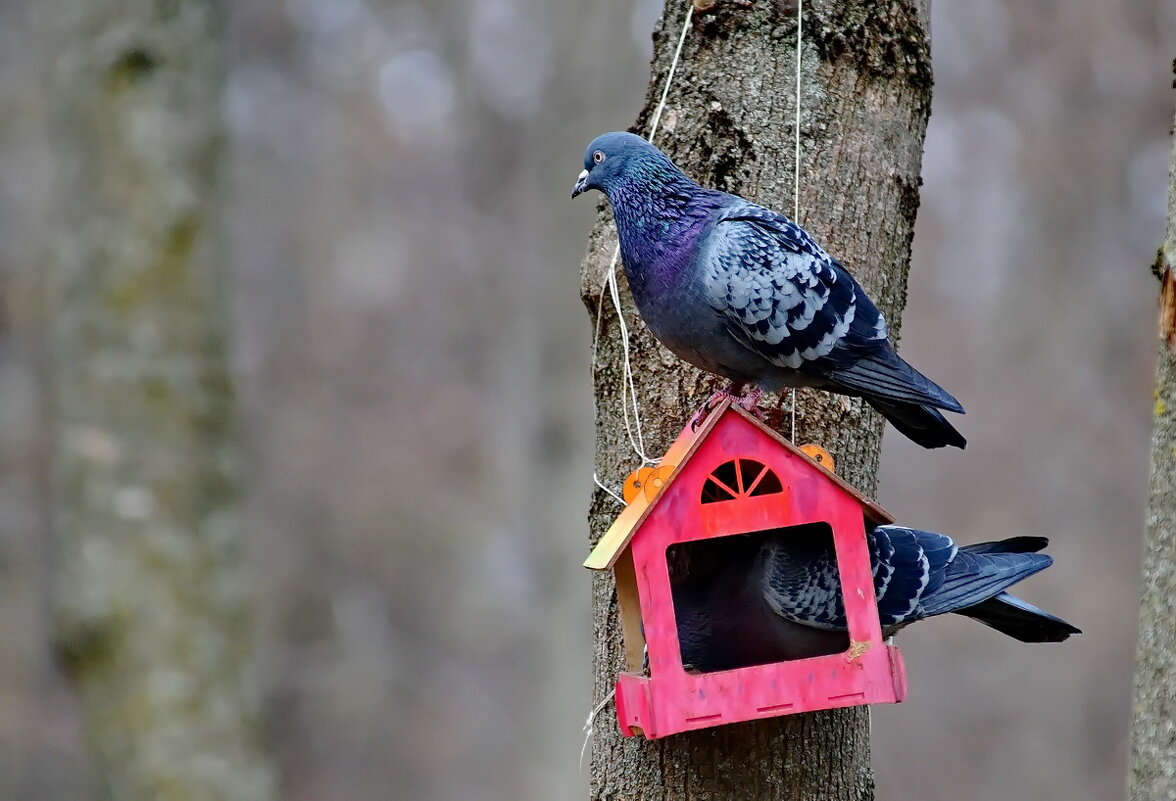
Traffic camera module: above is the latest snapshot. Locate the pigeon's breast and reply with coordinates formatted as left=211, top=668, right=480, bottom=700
left=627, top=238, right=759, bottom=381
left=616, top=210, right=784, bottom=384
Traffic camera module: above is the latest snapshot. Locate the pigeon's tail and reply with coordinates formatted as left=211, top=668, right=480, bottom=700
left=865, top=397, right=967, bottom=450
left=918, top=538, right=1054, bottom=617
left=920, top=536, right=1080, bottom=642
left=957, top=592, right=1082, bottom=643
left=962, top=536, right=1049, bottom=556
left=830, top=347, right=964, bottom=413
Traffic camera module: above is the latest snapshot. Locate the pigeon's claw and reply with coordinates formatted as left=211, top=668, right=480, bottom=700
left=732, top=387, right=764, bottom=416
left=690, top=384, right=763, bottom=430
left=689, top=403, right=715, bottom=432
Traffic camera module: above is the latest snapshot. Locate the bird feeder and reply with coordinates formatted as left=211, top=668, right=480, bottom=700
left=584, top=398, right=907, bottom=739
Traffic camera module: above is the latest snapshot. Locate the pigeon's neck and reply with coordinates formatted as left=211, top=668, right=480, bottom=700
left=607, top=174, right=718, bottom=303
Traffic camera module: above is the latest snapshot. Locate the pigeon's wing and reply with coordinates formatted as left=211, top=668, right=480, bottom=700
left=701, top=204, right=964, bottom=413
left=759, top=530, right=848, bottom=631
left=869, top=525, right=957, bottom=627
left=701, top=203, right=889, bottom=373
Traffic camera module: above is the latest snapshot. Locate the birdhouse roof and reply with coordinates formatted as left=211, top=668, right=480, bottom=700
left=584, top=399, right=893, bottom=570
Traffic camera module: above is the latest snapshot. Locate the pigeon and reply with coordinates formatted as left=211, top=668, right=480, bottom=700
left=573, top=131, right=965, bottom=449
left=671, top=524, right=1079, bottom=673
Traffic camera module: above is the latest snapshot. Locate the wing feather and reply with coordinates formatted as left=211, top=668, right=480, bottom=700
left=702, top=203, right=887, bottom=374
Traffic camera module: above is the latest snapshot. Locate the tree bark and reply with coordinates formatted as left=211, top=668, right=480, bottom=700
left=581, top=2, right=932, bottom=799
left=1129, top=99, right=1176, bottom=801
left=46, top=3, right=274, bottom=800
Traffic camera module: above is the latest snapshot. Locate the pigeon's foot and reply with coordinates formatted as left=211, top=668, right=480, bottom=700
left=732, top=387, right=763, bottom=415
left=690, top=384, right=763, bottom=430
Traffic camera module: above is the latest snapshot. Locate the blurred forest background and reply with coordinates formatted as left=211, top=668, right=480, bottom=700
left=0, top=1, right=1173, bottom=800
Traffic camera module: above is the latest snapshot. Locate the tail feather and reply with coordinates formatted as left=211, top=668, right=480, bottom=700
left=831, top=349, right=965, bottom=413
left=919, top=551, right=1053, bottom=617
left=865, top=397, right=967, bottom=450
left=962, top=536, right=1049, bottom=556
left=957, top=591, right=1081, bottom=643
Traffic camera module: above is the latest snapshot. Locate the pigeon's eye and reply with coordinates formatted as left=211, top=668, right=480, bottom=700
left=593, top=150, right=605, bottom=164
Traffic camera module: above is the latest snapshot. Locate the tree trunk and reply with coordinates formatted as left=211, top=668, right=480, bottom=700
left=581, top=1, right=932, bottom=798
left=1129, top=99, right=1176, bottom=801
left=46, top=3, right=274, bottom=800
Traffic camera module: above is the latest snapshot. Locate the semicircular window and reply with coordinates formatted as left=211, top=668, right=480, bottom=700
left=700, top=458, right=783, bottom=504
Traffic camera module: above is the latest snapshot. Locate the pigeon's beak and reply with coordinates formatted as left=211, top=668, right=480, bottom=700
left=571, top=169, right=589, bottom=199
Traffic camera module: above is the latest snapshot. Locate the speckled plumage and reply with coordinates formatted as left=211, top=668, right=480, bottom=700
left=573, top=132, right=966, bottom=449
left=673, top=525, right=1079, bottom=672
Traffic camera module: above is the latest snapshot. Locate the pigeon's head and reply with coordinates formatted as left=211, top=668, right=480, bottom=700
left=571, top=131, right=667, bottom=199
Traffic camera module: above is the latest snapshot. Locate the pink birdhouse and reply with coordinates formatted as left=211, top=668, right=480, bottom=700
left=584, top=398, right=907, bottom=739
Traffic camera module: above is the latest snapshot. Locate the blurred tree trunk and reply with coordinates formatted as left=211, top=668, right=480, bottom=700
left=581, top=1, right=932, bottom=799
left=45, top=3, right=274, bottom=800
left=1129, top=100, right=1176, bottom=801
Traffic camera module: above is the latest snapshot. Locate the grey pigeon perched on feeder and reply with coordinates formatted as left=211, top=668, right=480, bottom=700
left=573, top=131, right=965, bottom=449
left=672, top=525, right=1079, bottom=673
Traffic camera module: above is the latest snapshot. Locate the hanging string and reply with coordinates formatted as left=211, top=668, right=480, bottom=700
left=789, top=0, right=803, bottom=444
left=592, top=471, right=626, bottom=507
left=793, top=0, right=803, bottom=222
left=578, top=686, right=617, bottom=779
left=591, top=3, right=696, bottom=484
left=648, top=4, right=694, bottom=142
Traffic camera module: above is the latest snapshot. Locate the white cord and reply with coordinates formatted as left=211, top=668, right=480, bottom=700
left=579, top=687, right=617, bottom=779
left=790, top=389, right=797, bottom=443
left=648, top=5, right=695, bottom=142
left=790, top=0, right=803, bottom=444
left=592, top=471, right=626, bottom=507
left=609, top=260, right=652, bottom=464
left=793, top=0, right=803, bottom=222
left=591, top=4, right=695, bottom=471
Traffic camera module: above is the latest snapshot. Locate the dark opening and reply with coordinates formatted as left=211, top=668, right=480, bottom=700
left=700, top=458, right=783, bottom=504
left=668, top=523, right=849, bottom=673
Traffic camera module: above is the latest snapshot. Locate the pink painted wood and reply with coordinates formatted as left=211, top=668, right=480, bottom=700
left=612, top=408, right=907, bottom=739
